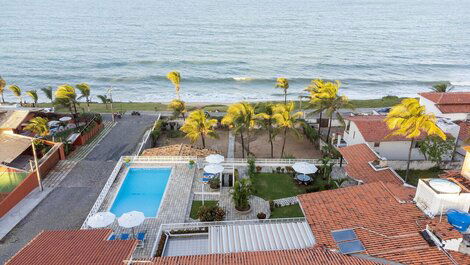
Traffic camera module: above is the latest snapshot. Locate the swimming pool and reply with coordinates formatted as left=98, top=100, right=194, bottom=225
left=110, top=168, right=171, bottom=217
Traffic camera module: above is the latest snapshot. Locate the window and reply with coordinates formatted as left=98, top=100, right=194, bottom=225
left=352, top=132, right=356, bottom=139
left=346, top=122, right=351, bottom=132
left=374, top=142, right=380, bottom=147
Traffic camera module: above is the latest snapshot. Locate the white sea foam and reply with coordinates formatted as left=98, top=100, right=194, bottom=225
left=232, top=77, right=254, bottom=81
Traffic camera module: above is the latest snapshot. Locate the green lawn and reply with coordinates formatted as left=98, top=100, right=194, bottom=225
left=0, top=171, right=29, bottom=193
left=396, top=168, right=443, bottom=186
left=349, top=96, right=409, bottom=108
left=270, top=204, right=305, bottom=219
left=252, top=173, right=307, bottom=201
left=189, top=200, right=218, bottom=219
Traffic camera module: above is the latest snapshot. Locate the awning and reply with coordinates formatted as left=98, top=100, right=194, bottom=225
left=0, top=133, right=31, bottom=163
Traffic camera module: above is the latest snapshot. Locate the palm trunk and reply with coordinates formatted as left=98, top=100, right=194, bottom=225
left=240, top=129, right=245, bottom=158
left=326, top=117, right=332, bottom=143
left=284, top=91, right=287, bottom=105
left=86, top=98, right=90, bottom=112
left=201, top=133, right=206, bottom=148
left=246, top=129, right=250, bottom=156
left=268, top=122, right=274, bottom=158
left=1, top=94, right=4, bottom=103
left=318, top=111, right=323, bottom=128
left=405, top=138, right=414, bottom=182
left=72, top=101, right=79, bottom=128
left=281, top=127, right=287, bottom=158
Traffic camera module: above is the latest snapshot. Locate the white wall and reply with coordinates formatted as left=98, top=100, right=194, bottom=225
left=371, top=141, right=426, bottom=160
left=343, top=121, right=367, bottom=146
left=419, top=96, right=468, bottom=121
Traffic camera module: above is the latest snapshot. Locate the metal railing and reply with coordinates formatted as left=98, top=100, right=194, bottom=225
left=81, top=157, right=124, bottom=229
left=136, top=114, right=161, bottom=155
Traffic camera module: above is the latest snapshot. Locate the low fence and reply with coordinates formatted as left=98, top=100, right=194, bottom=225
left=74, top=122, right=104, bottom=146
left=136, top=114, right=161, bottom=155
left=386, top=160, right=463, bottom=171
left=0, top=143, right=65, bottom=218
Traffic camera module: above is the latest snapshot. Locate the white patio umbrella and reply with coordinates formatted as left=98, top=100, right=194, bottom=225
left=205, top=154, right=224, bottom=164
left=292, top=162, right=318, bottom=175
left=59, top=116, right=72, bottom=122
left=118, top=211, right=145, bottom=237
left=47, top=120, right=60, bottom=127
left=87, top=212, right=115, bottom=228
left=204, top=163, right=224, bottom=174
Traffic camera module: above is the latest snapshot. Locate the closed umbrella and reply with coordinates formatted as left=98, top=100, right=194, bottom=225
left=87, top=212, right=115, bottom=228
left=118, top=211, right=145, bottom=237
left=205, top=154, right=224, bottom=164
left=59, top=116, right=72, bottom=122
left=292, top=162, right=318, bottom=175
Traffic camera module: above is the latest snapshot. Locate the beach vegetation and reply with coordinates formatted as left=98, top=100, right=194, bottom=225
left=55, top=84, right=79, bottom=124
left=430, top=82, right=453, bottom=93
left=255, top=102, right=279, bottom=158
left=272, top=102, right=303, bottom=158
left=0, top=77, right=6, bottom=103
left=76, top=83, right=92, bottom=112
left=180, top=109, right=218, bottom=148
left=41, top=86, right=54, bottom=105
left=26, top=90, right=39, bottom=107
left=275, top=77, right=289, bottom=104
left=96, top=95, right=110, bottom=109
left=169, top=99, right=186, bottom=119
left=8, top=84, right=22, bottom=105
left=167, top=71, right=181, bottom=99
left=222, top=102, right=256, bottom=158
left=24, top=117, right=49, bottom=136
left=384, top=98, right=446, bottom=181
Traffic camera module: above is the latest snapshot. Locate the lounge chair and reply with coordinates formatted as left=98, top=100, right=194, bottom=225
left=120, top=233, right=130, bottom=240
left=136, top=232, right=146, bottom=248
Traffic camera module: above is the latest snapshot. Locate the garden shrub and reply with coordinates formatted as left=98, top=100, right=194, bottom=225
left=257, top=212, right=267, bottom=219
left=269, top=200, right=275, bottom=211
left=197, top=205, right=225, bottom=221
left=208, top=177, right=220, bottom=190
left=247, top=157, right=256, bottom=177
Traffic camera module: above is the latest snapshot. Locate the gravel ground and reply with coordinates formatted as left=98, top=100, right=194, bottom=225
left=0, top=114, right=155, bottom=263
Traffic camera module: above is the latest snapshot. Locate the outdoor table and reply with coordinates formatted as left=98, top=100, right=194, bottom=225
left=296, top=174, right=312, bottom=183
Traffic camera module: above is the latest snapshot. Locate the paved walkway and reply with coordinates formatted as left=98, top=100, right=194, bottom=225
left=0, top=114, right=155, bottom=264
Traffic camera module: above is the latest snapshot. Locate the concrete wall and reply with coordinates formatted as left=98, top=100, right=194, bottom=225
left=74, top=122, right=103, bottom=146
left=419, top=96, right=468, bottom=121
left=372, top=141, right=426, bottom=160
left=0, top=143, right=65, bottom=218
left=386, top=160, right=462, bottom=171
left=343, top=121, right=367, bottom=146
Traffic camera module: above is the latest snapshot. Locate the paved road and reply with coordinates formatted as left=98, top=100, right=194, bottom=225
left=0, top=114, right=154, bottom=263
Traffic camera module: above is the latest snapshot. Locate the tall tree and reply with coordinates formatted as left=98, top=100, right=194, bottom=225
left=430, top=82, right=453, bottom=93
left=222, top=102, right=256, bottom=158
left=41, top=86, right=54, bottom=105
left=8, top=85, right=22, bottom=105
left=180, top=109, right=218, bottom=148
left=169, top=99, right=186, bottom=119
left=76, top=83, right=91, bottom=112
left=24, top=117, right=49, bottom=136
left=384, top=98, right=446, bottom=181
left=0, top=77, right=6, bottom=103
left=167, top=71, right=181, bottom=99
left=307, top=80, right=352, bottom=142
left=55, top=84, right=79, bottom=124
left=275, top=77, right=289, bottom=104
left=26, top=90, right=39, bottom=107
left=97, top=95, right=109, bottom=109
left=273, top=102, right=303, bottom=158
left=255, top=103, right=278, bottom=158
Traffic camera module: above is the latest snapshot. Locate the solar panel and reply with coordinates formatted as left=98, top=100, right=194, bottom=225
left=338, top=240, right=366, bottom=254
left=331, top=229, right=357, bottom=242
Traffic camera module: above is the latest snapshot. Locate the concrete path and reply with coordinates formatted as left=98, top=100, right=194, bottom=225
left=0, top=114, right=155, bottom=264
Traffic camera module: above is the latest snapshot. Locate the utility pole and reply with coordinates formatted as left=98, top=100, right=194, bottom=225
left=107, top=87, right=115, bottom=123
left=31, top=139, right=43, bottom=191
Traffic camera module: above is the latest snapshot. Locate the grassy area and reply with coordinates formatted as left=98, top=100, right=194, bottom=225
left=189, top=200, right=218, bottom=219
left=270, top=204, right=304, bottom=219
left=252, top=173, right=307, bottom=200
left=396, top=168, right=443, bottom=186
left=34, top=96, right=407, bottom=114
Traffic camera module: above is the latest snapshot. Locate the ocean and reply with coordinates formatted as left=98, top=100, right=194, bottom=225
left=1, top=0, right=469, bottom=103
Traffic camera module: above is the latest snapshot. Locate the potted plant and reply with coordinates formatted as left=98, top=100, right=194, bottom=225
left=123, top=157, right=131, bottom=167
left=209, top=177, right=220, bottom=190
left=188, top=160, right=195, bottom=169
left=257, top=212, right=266, bottom=219
left=231, top=178, right=253, bottom=212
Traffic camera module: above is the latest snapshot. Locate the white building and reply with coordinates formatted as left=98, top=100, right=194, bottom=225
left=419, top=92, right=470, bottom=121
left=342, top=115, right=459, bottom=161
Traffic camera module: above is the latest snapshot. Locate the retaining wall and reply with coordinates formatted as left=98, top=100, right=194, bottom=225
left=74, top=122, right=103, bottom=146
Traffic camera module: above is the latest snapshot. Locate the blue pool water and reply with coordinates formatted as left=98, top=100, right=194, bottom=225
left=110, top=168, right=171, bottom=217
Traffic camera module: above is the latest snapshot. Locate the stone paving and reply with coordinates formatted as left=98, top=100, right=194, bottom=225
left=273, top=196, right=299, bottom=207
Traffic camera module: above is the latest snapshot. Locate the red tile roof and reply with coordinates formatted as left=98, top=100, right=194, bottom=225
left=346, top=115, right=427, bottom=142
left=338, top=144, right=406, bottom=187
left=5, top=229, right=137, bottom=265
left=298, top=182, right=457, bottom=265
left=457, top=121, right=470, bottom=142
left=448, top=250, right=470, bottom=265
left=149, top=246, right=381, bottom=265
left=419, top=92, right=470, bottom=114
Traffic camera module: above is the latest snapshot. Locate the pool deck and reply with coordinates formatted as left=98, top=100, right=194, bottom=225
left=92, top=162, right=196, bottom=258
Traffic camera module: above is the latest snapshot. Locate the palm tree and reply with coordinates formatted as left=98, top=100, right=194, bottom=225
left=308, top=80, right=352, bottom=142
left=76, top=83, right=91, bottom=112
left=55, top=84, right=79, bottom=123
left=305, top=79, right=330, bottom=128
left=273, top=102, right=303, bottom=158
left=167, top=71, right=181, bottom=99
left=41, top=86, right=54, bottom=105
left=384, top=98, right=446, bottom=181
left=169, top=99, right=186, bottom=119
left=431, top=82, right=453, bottom=93
left=97, top=95, right=109, bottom=109
left=26, top=90, right=39, bottom=107
left=24, top=117, right=49, bottom=137
left=255, top=103, right=278, bottom=158
left=180, top=109, right=218, bottom=148
left=0, top=77, right=6, bottom=103
left=222, top=102, right=256, bottom=158
left=275, top=77, right=289, bottom=104
left=8, top=85, right=22, bottom=105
